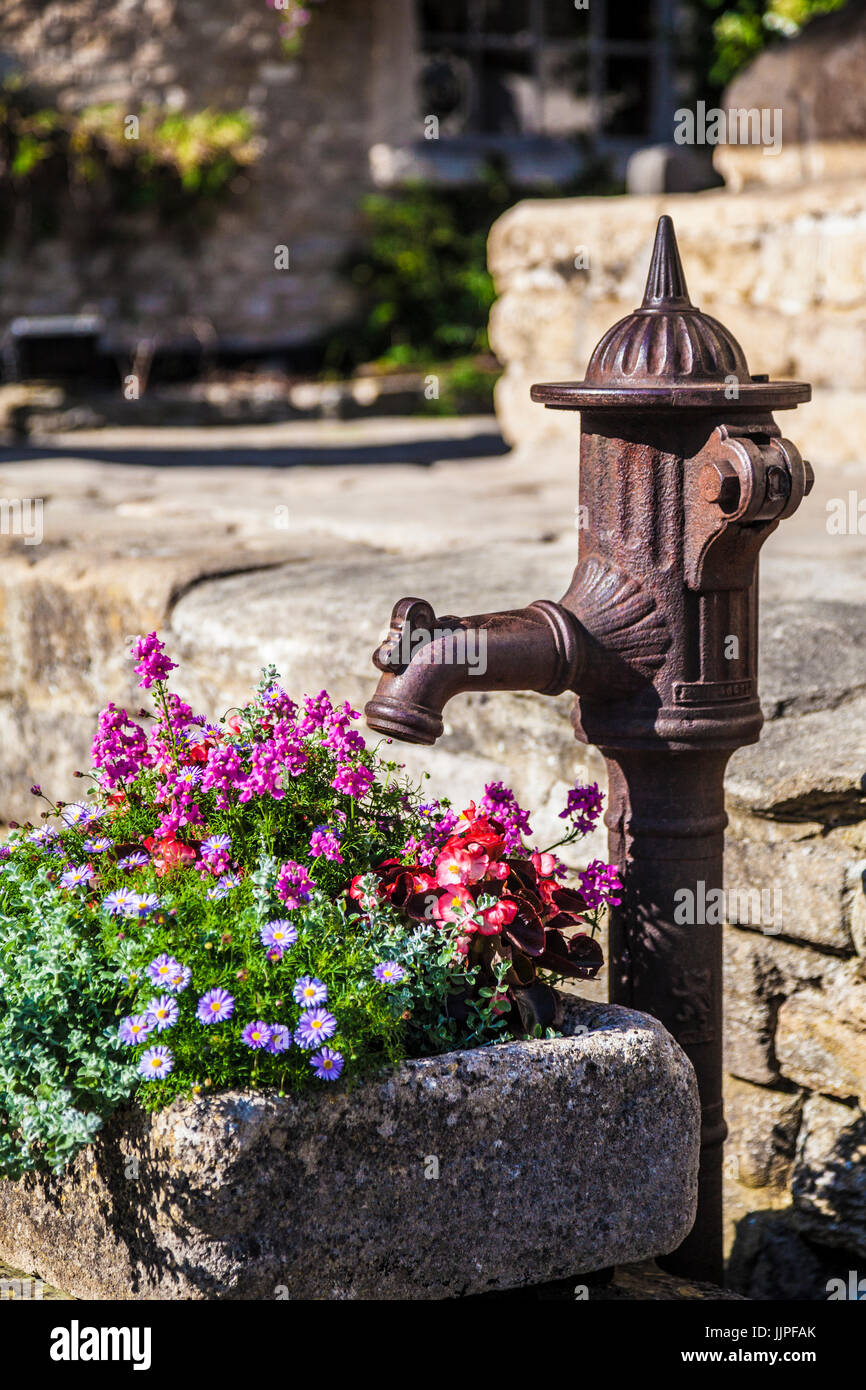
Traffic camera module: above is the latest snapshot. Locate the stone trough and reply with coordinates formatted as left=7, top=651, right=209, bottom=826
left=0, top=997, right=699, bottom=1300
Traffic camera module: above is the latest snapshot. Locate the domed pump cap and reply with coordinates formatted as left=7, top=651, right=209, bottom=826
left=531, top=215, right=811, bottom=411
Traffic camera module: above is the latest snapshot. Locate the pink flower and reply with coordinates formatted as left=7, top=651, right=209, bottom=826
left=434, top=847, right=473, bottom=887
left=433, top=886, right=475, bottom=926
left=480, top=898, right=518, bottom=935
left=531, top=850, right=559, bottom=879
left=275, top=859, right=315, bottom=909
left=130, top=632, right=177, bottom=690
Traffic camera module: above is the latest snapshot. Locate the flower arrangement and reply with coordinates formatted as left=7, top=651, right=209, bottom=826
left=0, top=633, right=619, bottom=1178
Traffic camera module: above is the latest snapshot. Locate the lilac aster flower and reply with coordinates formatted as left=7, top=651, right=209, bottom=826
left=196, top=988, right=235, bottom=1024
left=166, top=963, right=192, bottom=994
left=125, top=891, right=161, bottom=918
left=294, top=1008, right=337, bottom=1049
left=82, top=836, right=113, bottom=854
left=60, top=863, right=95, bottom=890
left=241, top=1020, right=272, bottom=1049
left=373, top=961, right=405, bottom=984
left=146, top=995, right=179, bottom=1032
left=201, top=833, right=232, bottom=857
left=119, top=1014, right=156, bottom=1046
left=260, top=919, right=297, bottom=954
left=205, top=871, right=241, bottom=901
left=147, top=954, right=184, bottom=987
left=103, top=887, right=134, bottom=916
left=138, top=1045, right=173, bottom=1079
left=309, top=1047, right=343, bottom=1081
left=292, top=976, right=327, bottom=1009
left=60, top=802, right=105, bottom=829
left=118, top=851, right=150, bottom=871
left=26, top=826, right=58, bottom=846
left=266, top=1023, right=292, bottom=1054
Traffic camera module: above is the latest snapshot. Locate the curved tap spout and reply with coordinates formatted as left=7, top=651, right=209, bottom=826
left=364, top=596, right=587, bottom=745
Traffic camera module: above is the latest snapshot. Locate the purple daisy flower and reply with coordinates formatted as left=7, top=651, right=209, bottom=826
left=292, top=976, right=327, bottom=1009
left=138, top=1045, right=173, bottom=1079
left=166, top=963, right=192, bottom=994
left=266, top=1023, right=292, bottom=1054
left=60, top=863, right=95, bottom=890
left=60, top=802, right=106, bottom=829
left=82, top=836, right=113, bottom=854
left=147, top=954, right=184, bottom=986
left=119, top=1014, right=156, bottom=1046
left=125, top=891, right=161, bottom=918
left=309, top=1047, right=344, bottom=1081
left=196, top=988, right=235, bottom=1024
left=373, top=961, right=405, bottom=985
left=260, top=919, right=297, bottom=954
left=118, top=851, right=150, bottom=871
left=201, top=833, right=232, bottom=856
left=294, top=1007, right=337, bottom=1049
left=102, top=887, right=134, bottom=916
left=205, top=871, right=241, bottom=901
left=146, top=995, right=179, bottom=1032
left=241, top=1020, right=272, bottom=1049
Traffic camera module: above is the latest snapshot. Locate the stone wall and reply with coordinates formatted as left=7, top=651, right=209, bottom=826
left=488, top=181, right=866, bottom=468
left=0, top=0, right=417, bottom=349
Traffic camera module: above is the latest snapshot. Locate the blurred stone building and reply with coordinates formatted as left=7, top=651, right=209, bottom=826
left=0, top=0, right=683, bottom=358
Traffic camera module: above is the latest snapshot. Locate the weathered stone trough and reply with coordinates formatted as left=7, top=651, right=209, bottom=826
left=0, top=997, right=699, bottom=1299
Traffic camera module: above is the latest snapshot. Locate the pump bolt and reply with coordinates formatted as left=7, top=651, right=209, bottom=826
left=699, top=461, right=740, bottom=511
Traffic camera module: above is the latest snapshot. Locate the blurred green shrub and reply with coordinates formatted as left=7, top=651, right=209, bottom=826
left=0, top=81, right=259, bottom=244
left=698, top=0, right=848, bottom=86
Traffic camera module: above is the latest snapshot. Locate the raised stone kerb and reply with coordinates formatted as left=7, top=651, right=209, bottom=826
left=0, top=997, right=699, bottom=1300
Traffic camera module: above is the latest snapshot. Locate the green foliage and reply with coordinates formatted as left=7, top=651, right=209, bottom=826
left=0, top=857, right=137, bottom=1179
left=697, top=0, right=848, bottom=86
left=0, top=81, right=259, bottom=244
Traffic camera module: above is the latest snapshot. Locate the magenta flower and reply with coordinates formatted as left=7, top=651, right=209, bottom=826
left=292, top=976, right=327, bottom=1009
left=241, top=1020, right=272, bottom=1049
left=578, top=859, right=623, bottom=909
left=196, top=988, right=235, bottom=1024
left=91, top=703, right=150, bottom=789
left=275, top=860, right=314, bottom=909
left=131, top=632, right=177, bottom=689
left=309, top=1047, right=343, bottom=1081
left=330, top=764, right=374, bottom=799
left=559, top=782, right=604, bottom=834
left=138, top=1045, right=173, bottom=1079
left=309, top=825, right=343, bottom=862
left=479, top=781, right=532, bottom=853
left=294, top=1008, right=337, bottom=1049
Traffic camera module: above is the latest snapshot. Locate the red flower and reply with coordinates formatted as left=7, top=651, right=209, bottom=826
left=143, top=835, right=196, bottom=878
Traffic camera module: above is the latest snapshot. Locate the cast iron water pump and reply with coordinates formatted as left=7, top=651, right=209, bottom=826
left=365, top=217, right=812, bottom=1284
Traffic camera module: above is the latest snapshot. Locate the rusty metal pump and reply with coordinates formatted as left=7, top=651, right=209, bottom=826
left=366, top=216, right=812, bottom=1284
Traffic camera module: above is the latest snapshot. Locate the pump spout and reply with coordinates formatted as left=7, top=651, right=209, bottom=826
left=364, top=596, right=587, bottom=745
